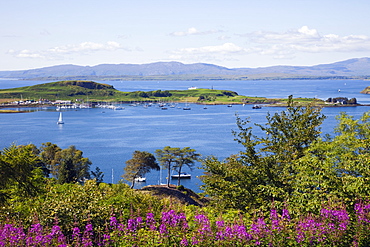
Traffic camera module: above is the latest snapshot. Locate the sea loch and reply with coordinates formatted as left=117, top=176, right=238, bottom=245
left=1, top=79, right=370, bottom=192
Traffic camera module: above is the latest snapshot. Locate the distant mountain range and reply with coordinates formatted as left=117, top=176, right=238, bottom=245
left=1, top=57, right=370, bottom=80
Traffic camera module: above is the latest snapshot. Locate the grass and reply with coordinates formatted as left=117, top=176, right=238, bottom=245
left=0, top=109, right=29, bottom=113
left=0, top=80, right=330, bottom=106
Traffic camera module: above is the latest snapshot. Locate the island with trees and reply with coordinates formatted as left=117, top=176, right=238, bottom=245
left=0, top=80, right=361, bottom=109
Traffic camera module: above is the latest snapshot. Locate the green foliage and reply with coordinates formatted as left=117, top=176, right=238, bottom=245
left=290, top=112, right=370, bottom=213
left=173, top=147, right=200, bottom=186
left=326, top=97, right=358, bottom=104
left=156, top=146, right=200, bottom=187
left=0, top=144, right=46, bottom=203
left=91, top=166, right=104, bottom=184
left=122, top=150, right=159, bottom=188
left=201, top=96, right=327, bottom=212
left=40, top=143, right=92, bottom=184
left=54, top=145, right=92, bottom=184
left=156, top=146, right=181, bottom=187
left=202, top=96, right=370, bottom=215
left=3, top=180, right=168, bottom=232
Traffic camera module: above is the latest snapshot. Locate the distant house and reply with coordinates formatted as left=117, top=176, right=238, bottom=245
left=54, top=100, right=72, bottom=105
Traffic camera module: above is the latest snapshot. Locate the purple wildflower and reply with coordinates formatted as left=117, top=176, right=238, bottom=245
left=72, top=226, right=81, bottom=244
left=282, top=208, right=291, bottom=221
left=146, top=213, right=157, bottom=230
left=109, top=216, right=118, bottom=229
left=354, top=201, right=370, bottom=224
left=270, top=209, right=281, bottom=231
left=180, top=238, right=189, bottom=246
left=82, top=224, right=94, bottom=247
left=159, top=223, right=167, bottom=235
left=194, top=214, right=211, bottom=233
left=48, top=225, right=66, bottom=245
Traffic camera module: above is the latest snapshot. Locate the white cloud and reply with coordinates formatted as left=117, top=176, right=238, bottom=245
left=170, top=27, right=222, bottom=36
left=240, top=26, right=370, bottom=58
left=169, top=43, right=246, bottom=63
left=47, top=41, right=122, bottom=54
left=172, top=43, right=245, bottom=55
left=8, top=41, right=126, bottom=60
left=168, top=26, right=370, bottom=63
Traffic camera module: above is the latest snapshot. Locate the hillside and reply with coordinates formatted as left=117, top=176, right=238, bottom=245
left=0, top=58, right=370, bottom=80
left=0, top=80, right=268, bottom=104
left=141, top=184, right=209, bottom=207
left=0, top=81, right=119, bottom=101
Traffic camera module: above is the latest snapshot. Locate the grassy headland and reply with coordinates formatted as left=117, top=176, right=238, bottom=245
left=0, top=80, right=273, bottom=105
left=0, top=80, right=354, bottom=107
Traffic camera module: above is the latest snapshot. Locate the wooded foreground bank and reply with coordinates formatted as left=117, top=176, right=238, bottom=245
left=1, top=96, right=370, bottom=245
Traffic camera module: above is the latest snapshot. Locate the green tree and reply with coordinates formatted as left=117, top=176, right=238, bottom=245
left=40, top=142, right=62, bottom=177
left=155, top=146, right=180, bottom=187
left=54, top=145, right=92, bottom=184
left=289, top=111, right=370, bottom=213
left=122, top=151, right=159, bottom=188
left=173, top=147, right=200, bottom=186
left=201, top=96, right=326, bottom=211
left=91, top=166, right=104, bottom=184
left=0, top=144, right=45, bottom=203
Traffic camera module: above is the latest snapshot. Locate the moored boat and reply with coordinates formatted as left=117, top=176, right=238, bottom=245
left=134, top=177, right=146, bottom=182
left=171, top=172, right=191, bottom=179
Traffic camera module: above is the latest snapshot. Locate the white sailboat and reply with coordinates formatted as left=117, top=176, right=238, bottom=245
left=183, top=101, right=191, bottom=110
left=134, top=177, right=146, bottom=182
left=57, top=112, right=64, bottom=124
left=171, top=172, right=191, bottom=179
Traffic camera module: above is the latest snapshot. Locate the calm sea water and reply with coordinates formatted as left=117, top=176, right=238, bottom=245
left=1, top=79, right=370, bottom=192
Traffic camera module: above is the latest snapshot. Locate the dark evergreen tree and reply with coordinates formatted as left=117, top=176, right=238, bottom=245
left=91, top=166, right=104, bottom=184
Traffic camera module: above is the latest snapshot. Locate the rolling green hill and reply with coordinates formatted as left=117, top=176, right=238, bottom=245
left=0, top=80, right=266, bottom=104
left=0, top=80, right=335, bottom=107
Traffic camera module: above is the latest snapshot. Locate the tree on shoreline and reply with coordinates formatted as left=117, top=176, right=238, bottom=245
left=173, top=147, right=200, bottom=186
left=156, top=146, right=200, bottom=187
left=122, top=151, right=159, bottom=189
left=156, top=146, right=181, bottom=187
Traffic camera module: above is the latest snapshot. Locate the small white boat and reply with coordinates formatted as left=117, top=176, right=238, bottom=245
left=134, top=177, right=146, bottom=182
left=183, top=101, right=191, bottom=110
left=57, top=112, right=64, bottom=124
left=171, top=172, right=191, bottom=179
left=113, top=106, right=124, bottom=110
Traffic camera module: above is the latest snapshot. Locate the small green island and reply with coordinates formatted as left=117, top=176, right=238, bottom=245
left=0, top=80, right=360, bottom=108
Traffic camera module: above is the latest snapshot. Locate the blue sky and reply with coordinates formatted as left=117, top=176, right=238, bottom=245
left=2, top=0, right=370, bottom=70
